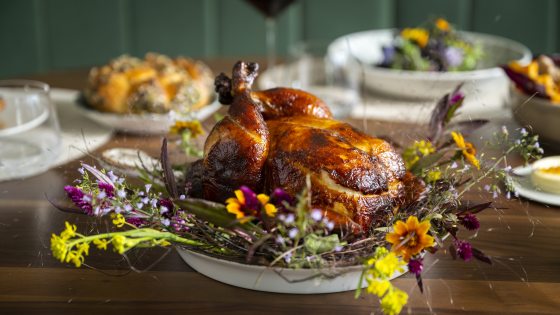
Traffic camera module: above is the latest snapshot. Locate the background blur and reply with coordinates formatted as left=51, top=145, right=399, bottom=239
left=1, top=0, right=558, bottom=78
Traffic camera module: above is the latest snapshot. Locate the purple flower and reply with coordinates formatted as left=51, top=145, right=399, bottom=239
left=381, top=46, right=396, bottom=66
left=126, top=217, right=147, bottom=227
left=64, top=186, right=93, bottom=215
left=270, top=188, right=294, bottom=212
left=97, top=181, right=114, bottom=198
left=444, top=47, right=464, bottom=67
left=239, top=186, right=261, bottom=213
left=158, top=199, right=175, bottom=218
left=460, top=213, right=480, bottom=231
left=455, top=240, right=473, bottom=261
left=450, top=91, right=465, bottom=104
left=408, top=258, right=423, bottom=276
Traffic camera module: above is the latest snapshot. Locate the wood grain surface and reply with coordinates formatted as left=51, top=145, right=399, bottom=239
left=1, top=61, right=559, bottom=314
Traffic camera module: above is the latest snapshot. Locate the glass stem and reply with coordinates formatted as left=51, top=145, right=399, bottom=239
left=265, top=17, right=277, bottom=70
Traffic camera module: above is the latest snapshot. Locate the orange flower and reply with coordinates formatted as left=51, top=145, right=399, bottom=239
left=169, top=120, right=204, bottom=137
left=401, top=28, right=429, bottom=48
left=451, top=131, right=480, bottom=169
left=435, top=18, right=450, bottom=32
left=386, top=216, right=434, bottom=261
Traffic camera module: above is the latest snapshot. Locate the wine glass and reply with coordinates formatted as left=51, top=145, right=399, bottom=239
left=245, top=0, right=297, bottom=69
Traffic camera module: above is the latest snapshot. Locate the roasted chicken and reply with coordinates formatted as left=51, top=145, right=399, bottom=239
left=198, top=61, right=416, bottom=232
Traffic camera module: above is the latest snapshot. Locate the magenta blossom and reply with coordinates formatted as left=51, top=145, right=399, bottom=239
left=64, top=186, right=93, bottom=215
left=460, top=213, right=480, bottom=231
left=97, top=181, right=114, bottom=198
left=455, top=240, right=473, bottom=261
left=408, top=258, right=423, bottom=276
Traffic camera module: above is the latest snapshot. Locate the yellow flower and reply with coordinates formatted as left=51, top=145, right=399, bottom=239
left=401, top=28, right=429, bottom=48
left=426, top=169, right=441, bottom=182
left=111, top=235, right=128, bottom=254
left=65, top=250, right=85, bottom=268
left=375, top=252, right=404, bottom=277
left=93, top=238, right=109, bottom=250
left=451, top=131, right=480, bottom=169
left=381, top=288, right=408, bottom=315
left=169, top=120, right=204, bottom=137
left=366, top=279, right=391, bottom=296
left=257, top=194, right=277, bottom=217
left=225, top=186, right=277, bottom=221
left=225, top=190, right=247, bottom=220
left=50, top=234, right=68, bottom=262
left=111, top=213, right=126, bottom=228
left=60, top=222, right=77, bottom=240
left=435, top=18, right=450, bottom=32
left=386, top=216, right=434, bottom=261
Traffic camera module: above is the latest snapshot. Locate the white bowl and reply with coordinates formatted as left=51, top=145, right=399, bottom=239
left=176, top=248, right=407, bottom=294
left=510, top=86, right=560, bottom=144
left=75, top=98, right=222, bottom=135
left=327, top=29, right=532, bottom=105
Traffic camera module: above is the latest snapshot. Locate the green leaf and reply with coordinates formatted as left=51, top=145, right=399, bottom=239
left=410, top=151, right=445, bottom=175
left=303, top=234, right=341, bottom=254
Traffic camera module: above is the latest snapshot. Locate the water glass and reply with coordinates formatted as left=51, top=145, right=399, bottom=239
left=0, top=80, right=61, bottom=181
left=288, top=41, right=361, bottom=118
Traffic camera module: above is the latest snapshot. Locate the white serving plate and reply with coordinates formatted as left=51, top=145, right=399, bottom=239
left=75, top=98, right=222, bottom=135
left=177, top=248, right=407, bottom=294
left=510, top=164, right=560, bottom=206
left=327, top=29, right=532, bottom=106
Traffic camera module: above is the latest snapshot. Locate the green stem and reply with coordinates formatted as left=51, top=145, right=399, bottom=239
left=67, top=228, right=204, bottom=249
left=458, top=147, right=515, bottom=198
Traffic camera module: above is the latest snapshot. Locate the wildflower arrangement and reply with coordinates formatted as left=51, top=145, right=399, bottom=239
left=502, top=54, right=560, bottom=103
left=379, top=18, right=483, bottom=72
left=51, top=87, right=541, bottom=315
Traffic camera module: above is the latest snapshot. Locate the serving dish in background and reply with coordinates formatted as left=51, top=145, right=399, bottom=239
left=510, top=86, right=560, bottom=145
left=327, top=29, right=531, bottom=107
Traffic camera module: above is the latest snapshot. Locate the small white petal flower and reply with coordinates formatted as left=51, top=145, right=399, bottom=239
left=310, top=209, right=322, bottom=221
left=288, top=228, right=299, bottom=239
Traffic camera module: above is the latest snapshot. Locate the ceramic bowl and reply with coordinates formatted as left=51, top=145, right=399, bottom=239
left=510, top=86, right=560, bottom=144
left=327, top=29, right=532, bottom=105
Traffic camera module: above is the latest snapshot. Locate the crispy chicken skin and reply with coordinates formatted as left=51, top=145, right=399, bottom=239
left=201, top=61, right=411, bottom=232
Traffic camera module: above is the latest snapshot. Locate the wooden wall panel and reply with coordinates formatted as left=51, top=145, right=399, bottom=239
left=0, top=0, right=42, bottom=77
left=44, top=0, right=125, bottom=70
left=396, top=0, right=472, bottom=30
left=0, top=0, right=557, bottom=78
left=303, top=0, right=394, bottom=42
left=472, top=0, right=552, bottom=54
left=130, top=0, right=207, bottom=58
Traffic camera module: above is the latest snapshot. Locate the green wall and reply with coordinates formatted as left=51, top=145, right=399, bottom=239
left=0, top=0, right=558, bottom=78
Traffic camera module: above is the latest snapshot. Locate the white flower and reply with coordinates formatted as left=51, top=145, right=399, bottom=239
left=284, top=214, right=295, bottom=224
left=288, top=228, right=299, bottom=239
left=310, top=209, right=322, bottom=221
left=97, top=191, right=106, bottom=200
left=161, top=218, right=170, bottom=226
left=179, top=194, right=186, bottom=200
left=145, top=184, right=152, bottom=192
left=117, top=189, right=127, bottom=198
left=124, top=204, right=133, bottom=212
left=160, top=206, right=169, bottom=215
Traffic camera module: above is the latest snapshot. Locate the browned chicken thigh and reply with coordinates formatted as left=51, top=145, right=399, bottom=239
left=201, top=61, right=412, bottom=232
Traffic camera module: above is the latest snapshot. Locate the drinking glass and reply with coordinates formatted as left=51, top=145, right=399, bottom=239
left=245, top=0, right=297, bottom=69
left=0, top=80, right=61, bottom=181
left=288, top=41, right=362, bottom=118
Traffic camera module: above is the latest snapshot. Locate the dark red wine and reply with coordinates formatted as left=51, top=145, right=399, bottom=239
left=245, top=0, right=296, bottom=18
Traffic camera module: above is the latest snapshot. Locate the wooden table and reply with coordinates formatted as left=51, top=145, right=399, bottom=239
left=1, top=61, right=560, bottom=314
